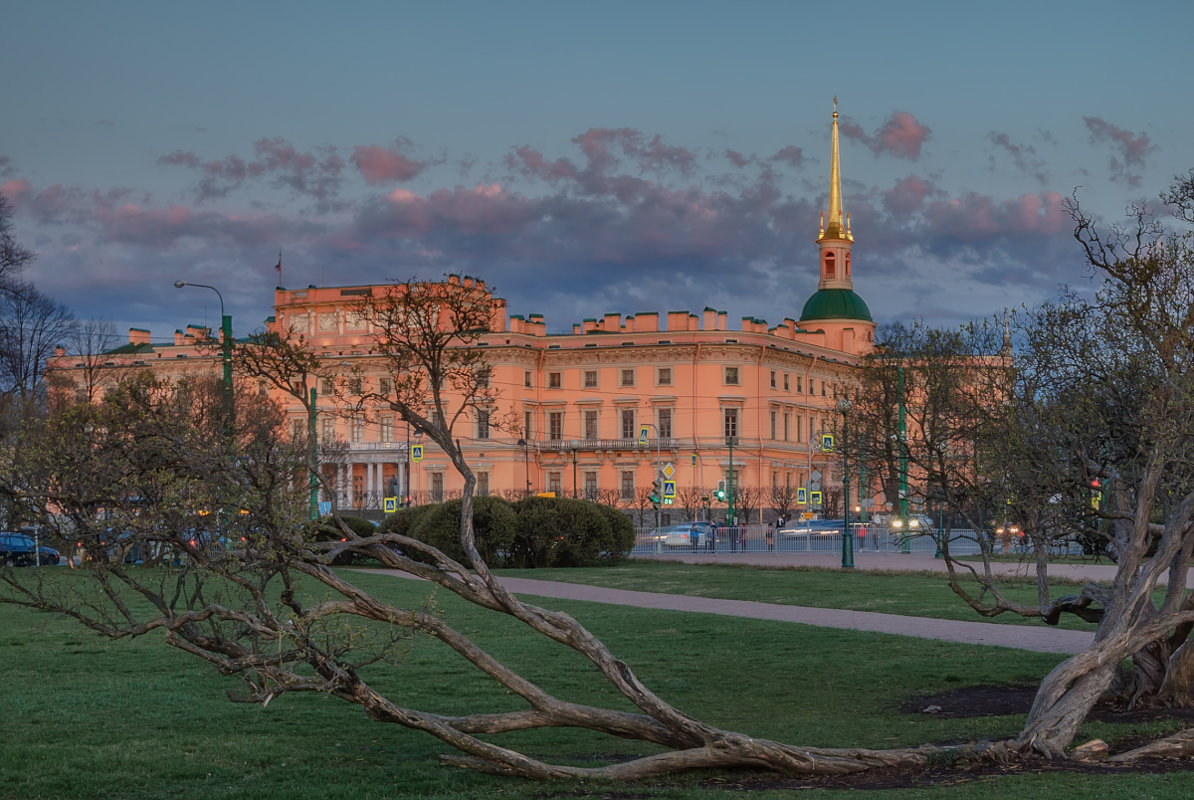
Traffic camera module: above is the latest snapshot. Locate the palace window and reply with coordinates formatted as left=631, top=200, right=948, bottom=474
left=621, top=409, right=636, bottom=440
left=548, top=371, right=561, bottom=389
left=724, top=366, right=739, bottom=385
left=584, top=410, right=599, bottom=439
left=620, top=368, right=636, bottom=387
left=723, top=408, right=739, bottom=440
left=583, top=370, right=598, bottom=388
left=476, top=409, right=490, bottom=440
left=620, top=470, right=635, bottom=500
left=548, top=411, right=563, bottom=441
left=657, top=367, right=672, bottom=386
left=657, top=408, right=672, bottom=439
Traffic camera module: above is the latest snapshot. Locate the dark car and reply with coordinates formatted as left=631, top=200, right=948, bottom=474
left=0, top=532, right=38, bottom=566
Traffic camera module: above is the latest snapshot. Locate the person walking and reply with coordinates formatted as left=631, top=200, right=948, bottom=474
left=766, top=521, right=775, bottom=551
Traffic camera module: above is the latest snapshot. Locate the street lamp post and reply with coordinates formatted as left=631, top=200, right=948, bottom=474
left=568, top=440, right=579, bottom=498
left=837, top=397, right=854, bottom=568
left=174, top=280, right=234, bottom=432
left=517, top=438, right=531, bottom=497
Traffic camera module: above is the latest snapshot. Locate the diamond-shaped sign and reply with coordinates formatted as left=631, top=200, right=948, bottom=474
left=662, top=462, right=675, bottom=480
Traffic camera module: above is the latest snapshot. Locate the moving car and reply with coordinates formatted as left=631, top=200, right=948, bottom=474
left=778, top=519, right=845, bottom=537
left=660, top=521, right=712, bottom=548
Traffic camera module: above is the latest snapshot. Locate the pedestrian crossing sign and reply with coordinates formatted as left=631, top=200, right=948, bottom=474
left=797, top=487, right=807, bottom=505
left=384, top=497, right=397, bottom=513
left=662, top=480, right=675, bottom=499
left=411, top=444, right=423, bottom=462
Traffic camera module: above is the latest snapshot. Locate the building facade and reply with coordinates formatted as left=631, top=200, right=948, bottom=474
left=48, top=105, right=876, bottom=525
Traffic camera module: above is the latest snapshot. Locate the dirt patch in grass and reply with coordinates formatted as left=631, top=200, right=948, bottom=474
left=705, top=684, right=1194, bottom=792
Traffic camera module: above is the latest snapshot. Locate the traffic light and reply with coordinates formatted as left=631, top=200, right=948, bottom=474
left=649, top=478, right=662, bottom=508
left=713, top=480, right=727, bottom=502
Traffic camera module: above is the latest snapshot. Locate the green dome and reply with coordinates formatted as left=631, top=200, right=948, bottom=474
left=799, top=289, right=873, bottom=323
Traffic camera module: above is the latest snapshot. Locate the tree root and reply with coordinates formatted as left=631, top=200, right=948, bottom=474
left=1106, top=728, right=1194, bottom=762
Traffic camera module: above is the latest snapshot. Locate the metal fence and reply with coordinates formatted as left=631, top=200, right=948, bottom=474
left=631, top=524, right=987, bottom=556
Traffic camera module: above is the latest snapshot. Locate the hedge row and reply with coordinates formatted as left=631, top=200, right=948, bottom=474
left=374, top=495, right=636, bottom=568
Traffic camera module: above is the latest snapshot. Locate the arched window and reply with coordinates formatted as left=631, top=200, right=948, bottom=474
left=845, top=252, right=851, bottom=277
left=823, top=251, right=836, bottom=279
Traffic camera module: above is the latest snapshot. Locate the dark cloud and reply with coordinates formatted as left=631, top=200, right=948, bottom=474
left=840, top=111, right=931, bottom=160
left=158, top=138, right=346, bottom=207
left=1083, top=117, right=1153, bottom=187
left=882, top=175, right=936, bottom=217
left=988, top=131, right=1048, bottom=185
left=769, top=146, right=803, bottom=167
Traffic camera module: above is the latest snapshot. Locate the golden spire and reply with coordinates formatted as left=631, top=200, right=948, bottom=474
left=821, top=97, right=852, bottom=242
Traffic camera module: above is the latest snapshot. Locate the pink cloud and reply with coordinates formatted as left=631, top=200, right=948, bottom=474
left=351, top=142, right=427, bottom=184
left=883, top=175, right=935, bottom=217
left=922, top=191, right=1067, bottom=241
left=840, top=111, right=931, bottom=160
left=505, top=146, right=579, bottom=182
left=1084, top=117, right=1153, bottom=186
left=1, top=178, right=33, bottom=205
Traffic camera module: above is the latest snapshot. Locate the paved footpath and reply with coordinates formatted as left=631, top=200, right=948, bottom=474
left=366, top=550, right=1108, bottom=654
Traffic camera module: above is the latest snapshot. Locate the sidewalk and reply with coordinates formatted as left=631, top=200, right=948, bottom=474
left=363, top=555, right=1101, bottom=654
left=495, top=575, right=1094, bottom=654
left=631, top=548, right=1126, bottom=584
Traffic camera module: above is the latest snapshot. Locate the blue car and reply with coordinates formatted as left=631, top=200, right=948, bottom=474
left=0, top=532, right=38, bottom=566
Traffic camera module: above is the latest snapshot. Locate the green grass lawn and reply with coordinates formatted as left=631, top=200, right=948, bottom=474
left=0, top=568, right=1186, bottom=799
left=497, top=560, right=1099, bottom=629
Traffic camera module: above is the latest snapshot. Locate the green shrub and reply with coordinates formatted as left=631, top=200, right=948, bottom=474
left=390, top=497, right=518, bottom=567
left=510, top=497, right=634, bottom=568
left=591, top=502, right=636, bottom=563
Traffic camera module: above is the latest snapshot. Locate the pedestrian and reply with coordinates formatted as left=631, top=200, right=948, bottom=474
left=706, top=520, right=718, bottom=552
left=766, top=522, right=775, bottom=551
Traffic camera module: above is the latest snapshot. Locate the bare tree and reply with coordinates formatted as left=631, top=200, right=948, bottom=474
left=0, top=194, right=33, bottom=283
left=0, top=282, right=76, bottom=402
left=849, top=176, right=1194, bottom=761
left=63, top=318, right=125, bottom=405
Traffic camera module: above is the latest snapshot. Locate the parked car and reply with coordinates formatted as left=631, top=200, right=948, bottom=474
left=0, top=532, right=52, bottom=566
left=660, top=521, right=712, bottom=548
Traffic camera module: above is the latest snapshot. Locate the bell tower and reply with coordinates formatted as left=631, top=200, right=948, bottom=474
left=816, top=96, right=855, bottom=292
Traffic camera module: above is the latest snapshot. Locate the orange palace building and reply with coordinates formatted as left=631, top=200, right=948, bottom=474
left=49, top=106, right=876, bottom=523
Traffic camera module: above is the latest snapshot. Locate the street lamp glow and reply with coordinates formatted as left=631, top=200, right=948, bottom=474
left=174, top=280, right=234, bottom=432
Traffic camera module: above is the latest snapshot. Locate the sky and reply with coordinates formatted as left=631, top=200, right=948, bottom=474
left=4, top=0, right=1192, bottom=343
